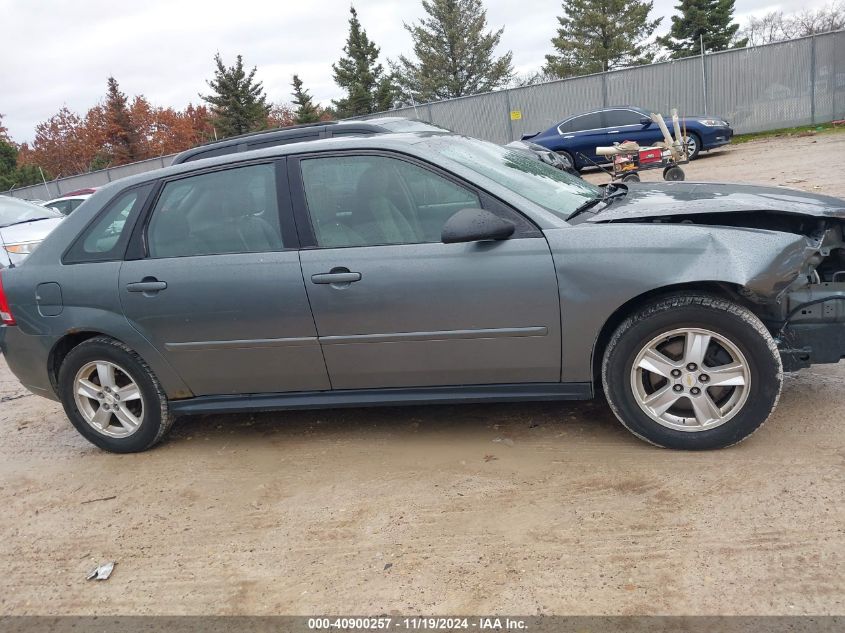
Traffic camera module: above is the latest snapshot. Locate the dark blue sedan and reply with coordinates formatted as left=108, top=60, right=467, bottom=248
left=525, top=106, right=733, bottom=170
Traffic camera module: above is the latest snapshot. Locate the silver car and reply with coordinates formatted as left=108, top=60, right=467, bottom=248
left=1, top=134, right=843, bottom=453
left=0, top=196, right=64, bottom=267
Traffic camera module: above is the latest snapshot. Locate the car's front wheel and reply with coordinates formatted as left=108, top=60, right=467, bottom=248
left=602, top=294, right=782, bottom=450
left=684, top=133, right=701, bottom=160
left=58, top=336, right=174, bottom=453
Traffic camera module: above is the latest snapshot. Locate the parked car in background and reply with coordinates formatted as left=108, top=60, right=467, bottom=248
left=43, top=188, right=97, bottom=215
left=525, top=106, right=733, bottom=170
left=1, top=133, right=844, bottom=455
left=172, top=117, right=450, bottom=164
left=0, top=196, right=64, bottom=267
left=504, top=140, right=579, bottom=175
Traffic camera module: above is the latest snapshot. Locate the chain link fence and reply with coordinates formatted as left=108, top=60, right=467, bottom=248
left=7, top=31, right=844, bottom=201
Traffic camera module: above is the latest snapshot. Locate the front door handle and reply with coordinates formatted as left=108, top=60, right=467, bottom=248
left=311, top=268, right=362, bottom=285
left=127, top=279, right=168, bottom=293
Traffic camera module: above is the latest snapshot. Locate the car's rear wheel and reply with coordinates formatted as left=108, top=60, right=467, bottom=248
left=58, top=337, right=174, bottom=453
left=556, top=150, right=577, bottom=172
left=602, top=294, right=782, bottom=450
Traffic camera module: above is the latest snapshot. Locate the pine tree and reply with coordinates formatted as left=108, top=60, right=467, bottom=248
left=200, top=53, right=271, bottom=137
left=291, top=75, right=321, bottom=124
left=544, top=0, right=662, bottom=78
left=332, top=6, right=394, bottom=117
left=104, top=77, right=139, bottom=165
left=657, top=0, right=747, bottom=58
left=391, top=0, right=513, bottom=103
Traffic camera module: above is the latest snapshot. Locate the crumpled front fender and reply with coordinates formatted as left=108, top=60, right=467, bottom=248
left=545, top=223, right=817, bottom=383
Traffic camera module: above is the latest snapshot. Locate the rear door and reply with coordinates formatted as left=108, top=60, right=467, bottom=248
left=119, top=160, right=330, bottom=397
left=290, top=151, right=562, bottom=390
left=559, top=112, right=607, bottom=164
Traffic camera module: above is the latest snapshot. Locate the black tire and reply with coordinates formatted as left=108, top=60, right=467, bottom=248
left=602, top=294, right=782, bottom=450
left=684, top=133, right=701, bottom=160
left=663, top=165, right=685, bottom=181
left=58, top=336, right=174, bottom=453
left=557, top=151, right=578, bottom=173
left=622, top=173, right=640, bottom=182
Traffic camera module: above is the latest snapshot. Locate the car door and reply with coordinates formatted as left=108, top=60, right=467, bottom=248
left=290, top=151, right=562, bottom=390
left=119, top=160, right=330, bottom=397
left=603, top=108, right=658, bottom=146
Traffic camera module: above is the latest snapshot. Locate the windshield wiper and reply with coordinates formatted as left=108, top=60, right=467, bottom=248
left=0, top=217, right=53, bottom=229
left=566, top=184, right=629, bottom=221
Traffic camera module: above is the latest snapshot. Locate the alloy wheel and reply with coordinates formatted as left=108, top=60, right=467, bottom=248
left=73, top=361, right=145, bottom=438
left=630, top=328, right=751, bottom=432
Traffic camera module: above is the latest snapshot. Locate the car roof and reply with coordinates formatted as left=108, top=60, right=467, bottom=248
left=171, top=117, right=433, bottom=165
left=98, top=133, right=434, bottom=187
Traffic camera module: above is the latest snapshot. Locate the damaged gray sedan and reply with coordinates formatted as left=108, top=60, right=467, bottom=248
left=1, top=134, right=843, bottom=452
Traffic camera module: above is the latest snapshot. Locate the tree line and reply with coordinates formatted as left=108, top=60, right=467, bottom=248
left=3, top=0, right=843, bottom=190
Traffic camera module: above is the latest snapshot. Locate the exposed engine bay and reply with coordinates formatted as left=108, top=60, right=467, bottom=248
left=602, top=206, right=845, bottom=371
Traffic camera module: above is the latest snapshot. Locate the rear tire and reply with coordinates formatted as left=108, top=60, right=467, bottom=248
left=58, top=337, right=174, bottom=453
left=602, top=294, right=782, bottom=450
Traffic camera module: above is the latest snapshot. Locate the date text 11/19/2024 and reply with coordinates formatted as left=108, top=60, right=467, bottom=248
left=307, top=617, right=528, bottom=630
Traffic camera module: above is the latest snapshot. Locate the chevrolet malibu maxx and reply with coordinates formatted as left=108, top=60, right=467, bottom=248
left=1, top=133, right=843, bottom=453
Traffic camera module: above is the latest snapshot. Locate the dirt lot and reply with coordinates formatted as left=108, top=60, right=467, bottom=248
left=1, top=132, right=844, bottom=616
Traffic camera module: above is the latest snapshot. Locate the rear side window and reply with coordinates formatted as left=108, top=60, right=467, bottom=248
left=64, top=186, right=151, bottom=264
left=147, top=163, right=283, bottom=259
left=562, top=112, right=604, bottom=132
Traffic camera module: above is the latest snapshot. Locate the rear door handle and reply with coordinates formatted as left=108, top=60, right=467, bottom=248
left=127, top=279, right=168, bottom=293
left=311, top=269, right=362, bottom=285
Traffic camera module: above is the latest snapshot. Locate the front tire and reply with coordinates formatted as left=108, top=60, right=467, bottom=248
left=602, top=294, right=782, bottom=450
left=58, top=337, right=174, bottom=453
left=684, top=133, right=701, bottom=160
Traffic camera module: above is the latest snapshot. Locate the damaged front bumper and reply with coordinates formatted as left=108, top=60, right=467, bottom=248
left=776, top=282, right=845, bottom=371
left=779, top=322, right=845, bottom=371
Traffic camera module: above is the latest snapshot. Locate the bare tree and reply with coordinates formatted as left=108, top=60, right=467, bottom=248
left=742, top=1, right=845, bottom=45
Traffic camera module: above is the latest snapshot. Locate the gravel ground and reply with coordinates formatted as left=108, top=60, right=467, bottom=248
left=0, top=132, right=843, bottom=616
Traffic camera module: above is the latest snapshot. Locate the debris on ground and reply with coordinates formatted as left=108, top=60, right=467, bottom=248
left=86, top=562, right=115, bottom=581
left=80, top=495, right=117, bottom=505
left=483, top=454, right=498, bottom=462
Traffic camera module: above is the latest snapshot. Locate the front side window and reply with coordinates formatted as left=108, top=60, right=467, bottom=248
left=147, top=163, right=283, bottom=258
left=605, top=109, right=647, bottom=126
left=300, top=155, right=480, bottom=248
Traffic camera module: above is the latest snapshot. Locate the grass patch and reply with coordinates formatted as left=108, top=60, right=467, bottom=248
left=732, top=121, right=845, bottom=144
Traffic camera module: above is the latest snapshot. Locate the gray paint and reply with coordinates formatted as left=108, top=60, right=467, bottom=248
left=119, top=251, right=330, bottom=396
left=299, top=239, right=561, bottom=389
left=1, top=132, right=843, bottom=412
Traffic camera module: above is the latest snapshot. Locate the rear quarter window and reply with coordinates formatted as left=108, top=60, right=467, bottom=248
left=63, top=185, right=152, bottom=264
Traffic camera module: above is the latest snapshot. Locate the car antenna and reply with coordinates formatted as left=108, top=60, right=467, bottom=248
left=0, top=228, right=16, bottom=269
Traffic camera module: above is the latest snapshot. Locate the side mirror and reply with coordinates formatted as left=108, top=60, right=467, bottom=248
left=441, top=208, right=516, bottom=244
left=639, top=117, right=652, bottom=126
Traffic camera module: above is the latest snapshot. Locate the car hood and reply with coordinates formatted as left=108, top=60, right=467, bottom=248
left=586, top=182, right=845, bottom=223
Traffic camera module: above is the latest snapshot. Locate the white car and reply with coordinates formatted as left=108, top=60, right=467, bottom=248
left=43, top=188, right=96, bottom=215
left=0, top=196, right=64, bottom=267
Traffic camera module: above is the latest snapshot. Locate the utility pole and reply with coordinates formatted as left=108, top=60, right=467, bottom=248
left=700, top=34, right=708, bottom=116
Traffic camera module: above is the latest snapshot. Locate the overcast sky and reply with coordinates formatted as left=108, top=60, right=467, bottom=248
left=0, top=0, right=828, bottom=142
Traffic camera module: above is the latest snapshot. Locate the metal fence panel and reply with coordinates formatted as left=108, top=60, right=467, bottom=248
left=508, top=74, right=604, bottom=140
left=5, top=32, right=844, bottom=201
left=427, top=90, right=512, bottom=144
